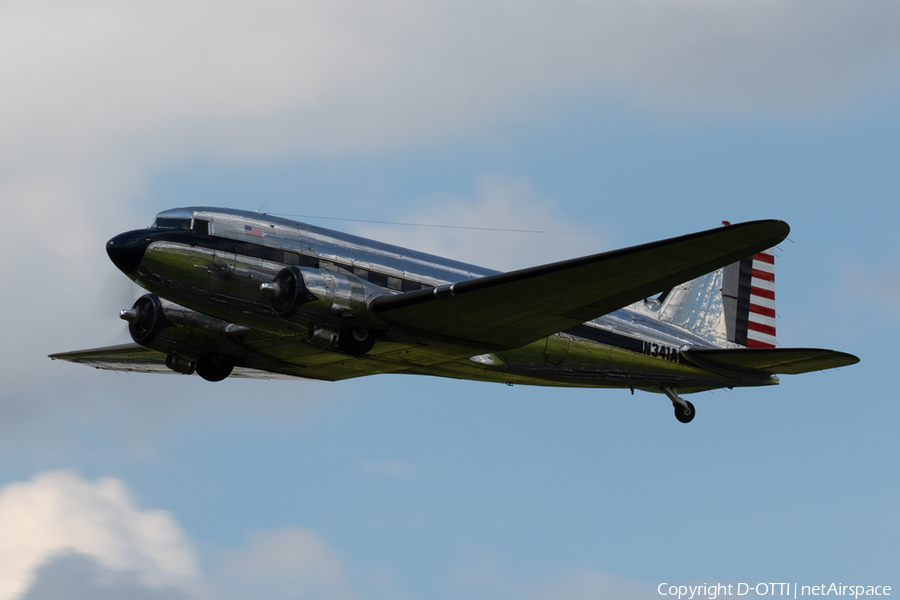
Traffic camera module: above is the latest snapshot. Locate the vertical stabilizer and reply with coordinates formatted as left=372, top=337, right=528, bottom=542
left=657, top=219, right=777, bottom=348
left=658, top=268, right=728, bottom=345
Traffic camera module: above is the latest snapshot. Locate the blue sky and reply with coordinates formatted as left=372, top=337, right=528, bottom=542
left=1, top=2, right=898, bottom=598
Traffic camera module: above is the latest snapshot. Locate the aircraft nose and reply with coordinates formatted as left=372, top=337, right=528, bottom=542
left=106, top=230, right=151, bottom=274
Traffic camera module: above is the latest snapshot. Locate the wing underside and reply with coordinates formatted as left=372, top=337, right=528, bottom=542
left=50, top=344, right=305, bottom=380
left=681, top=347, right=860, bottom=375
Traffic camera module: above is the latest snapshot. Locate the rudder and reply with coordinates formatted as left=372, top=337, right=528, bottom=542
left=722, top=249, right=776, bottom=348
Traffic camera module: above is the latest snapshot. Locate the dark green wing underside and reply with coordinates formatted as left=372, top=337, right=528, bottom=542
left=372, top=220, right=790, bottom=349
left=49, top=343, right=300, bottom=380
left=682, top=348, right=860, bottom=375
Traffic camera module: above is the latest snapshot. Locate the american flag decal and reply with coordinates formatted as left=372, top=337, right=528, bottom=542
left=244, top=224, right=262, bottom=237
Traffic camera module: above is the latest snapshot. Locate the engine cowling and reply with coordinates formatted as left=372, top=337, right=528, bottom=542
left=261, top=267, right=389, bottom=355
left=120, top=293, right=246, bottom=381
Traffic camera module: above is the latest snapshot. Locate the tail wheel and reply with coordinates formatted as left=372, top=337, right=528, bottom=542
left=337, top=327, right=376, bottom=356
left=196, top=354, right=234, bottom=382
left=673, top=400, right=695, bottom=424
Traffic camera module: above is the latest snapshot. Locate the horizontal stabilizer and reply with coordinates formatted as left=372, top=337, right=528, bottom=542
left=372, top=220, right=790, bottom=349
left=681, top=347, right=859, bottom=376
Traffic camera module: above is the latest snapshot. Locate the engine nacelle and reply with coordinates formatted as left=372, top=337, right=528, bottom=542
left=261, top=267, right=389, bottom=355
left=120, top=293, right=246, bottom=381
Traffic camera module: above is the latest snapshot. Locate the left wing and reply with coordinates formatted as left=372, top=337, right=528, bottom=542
left=372, top=220, right=790, bottom=349
left=49, top=343, right=301, bottom=380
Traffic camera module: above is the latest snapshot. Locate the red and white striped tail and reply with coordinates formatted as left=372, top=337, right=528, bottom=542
left=746, top=250, right=776, bottom=348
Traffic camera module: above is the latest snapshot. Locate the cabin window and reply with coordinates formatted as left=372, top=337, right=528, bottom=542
left=387, top=276, right=402, bottom=291
left=300, top=254, right=317, bottom=268
left=284, top=252, right=300, bottom=266
left=368, top=272, right=388, bottom=288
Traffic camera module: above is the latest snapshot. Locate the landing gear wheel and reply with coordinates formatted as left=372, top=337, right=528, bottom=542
left=337, top=327, right=376, bottom=356
left=673, top=400, right=695, bottom=424
left=196, top=354, right=234, bottom=382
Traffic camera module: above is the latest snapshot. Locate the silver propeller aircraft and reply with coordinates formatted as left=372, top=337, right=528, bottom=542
left=51, top=207, right=858, bottom=422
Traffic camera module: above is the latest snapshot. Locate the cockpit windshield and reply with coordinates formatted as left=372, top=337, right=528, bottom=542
left=153, top=217, right=192, bottom=230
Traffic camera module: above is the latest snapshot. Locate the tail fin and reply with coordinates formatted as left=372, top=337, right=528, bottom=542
left=722, top=249, right=776, bottom=348
left=657, top=233, right=776, bottom=348
left=657, top=268, right=728, bottom=345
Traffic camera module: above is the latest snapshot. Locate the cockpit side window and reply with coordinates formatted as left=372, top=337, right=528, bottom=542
left=153, top=217, right=192, bottom=230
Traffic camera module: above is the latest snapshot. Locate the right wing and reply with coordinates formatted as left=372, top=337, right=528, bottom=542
left=372, top=220, right=790, bottom=349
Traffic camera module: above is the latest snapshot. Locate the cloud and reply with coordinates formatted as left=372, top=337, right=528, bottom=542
left=21, top=552, right=192, bottom=600
left=0, top=471, right=202, bottom=600
left=214, top=528, right=356, bottom=600
left=3, top=0, right=900, bottom=170
left=0, top=472, right=698, bottom=600
left=352, top=176, right=605, bottom=271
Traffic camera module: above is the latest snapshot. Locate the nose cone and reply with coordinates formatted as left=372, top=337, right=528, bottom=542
left=106, top=230, right=151, bottom=274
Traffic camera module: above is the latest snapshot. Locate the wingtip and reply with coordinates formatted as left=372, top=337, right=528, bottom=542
left=727, top=218, right=790, bottom=247
left=775, top=219, right=791, bottom=240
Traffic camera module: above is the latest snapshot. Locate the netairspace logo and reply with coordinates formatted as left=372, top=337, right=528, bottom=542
left=658, top=583, right=892, bottom=600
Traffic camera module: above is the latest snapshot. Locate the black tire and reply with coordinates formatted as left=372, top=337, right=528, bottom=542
left=674, top=400, right=695, bottom=424
left=337, top=327, right=376, bottom=356
left=196, top=354, right=234, bottom=382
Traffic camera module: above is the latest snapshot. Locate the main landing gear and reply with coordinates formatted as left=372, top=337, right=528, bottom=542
left=196, top=353, right=234, bottom=382
left=663, top=387, right=695, bottom=424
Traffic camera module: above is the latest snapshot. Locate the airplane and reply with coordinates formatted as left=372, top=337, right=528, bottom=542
left=50, top=207, right=859, bottom=423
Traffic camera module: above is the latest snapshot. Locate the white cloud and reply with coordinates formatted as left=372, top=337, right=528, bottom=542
left=0, top=471, right=202, bottom=600
left=0, top=474, right=694, bottom=600
left=2, top=0, right=900, bottom=169
left=353, top=176, right=606, bottom=271
left=215, top=528, right=356, bottom=600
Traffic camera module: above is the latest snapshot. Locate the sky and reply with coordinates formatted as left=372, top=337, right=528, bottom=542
left=1, top=1, right=898, bottom=598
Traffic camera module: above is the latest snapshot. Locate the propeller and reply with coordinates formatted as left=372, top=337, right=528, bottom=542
left=95, top=267, right=144, bottom=344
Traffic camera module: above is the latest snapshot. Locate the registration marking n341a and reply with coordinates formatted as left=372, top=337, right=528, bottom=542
left=642, top=341, right=680, bottom=362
